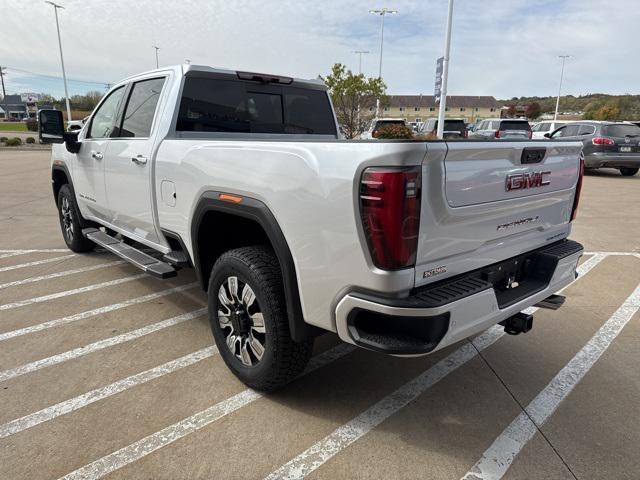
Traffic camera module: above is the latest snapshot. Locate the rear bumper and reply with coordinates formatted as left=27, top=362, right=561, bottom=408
left=334, top=240, right=584, bottom=356
left=585, top=153, right=640, bottom=169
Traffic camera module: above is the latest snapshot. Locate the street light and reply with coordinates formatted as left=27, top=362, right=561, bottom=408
left=45, top=1, right=72, bottom=124
left=436, top=0, right=455, bottom=139
left=554, top=55, right=572, bottom=121
left=153, top=46, right=160, bottom=69
left=352, top=50, right=370, bottom=75
left=369, top=8, right=397, bottom=116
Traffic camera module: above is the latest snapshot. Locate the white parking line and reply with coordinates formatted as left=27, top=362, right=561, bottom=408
left=0, top=346, right=218, bottom=439
left=57, top=343, right=357, bottom=480
left=0, top=249, right=71, bottom=255
left=262, top=253, right=607, bottom=480
left=264, top=326, right=504, bottom=480
left=0, top=282, right=199, bottom=342
left=0, top=308, right=207, bottom=382
left=0, top=260, right=126, bottom=289
left=0, top=254, right=75, bottom=272
left=0, top=273, right=147, bottom=311
left=460, top=281, right=640, bottom=480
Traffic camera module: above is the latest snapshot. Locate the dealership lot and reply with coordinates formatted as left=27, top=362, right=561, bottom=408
left=0, top=150, right=639, bottom=480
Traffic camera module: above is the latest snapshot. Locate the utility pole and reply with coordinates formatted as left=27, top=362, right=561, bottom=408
left=436, top=0, right=454, bottom=139
left=554, top=55, right=571, bottom=121
left=46, top=1, right=72, bottom=123
left=369, top=8, right=397, bottom=116
left=352, top=50, right=369, bottom=75
left=153, top=46, right=160, bottom=69
left=0, top=66, right=7, bottom=121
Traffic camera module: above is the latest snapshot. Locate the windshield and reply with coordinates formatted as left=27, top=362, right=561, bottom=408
left=602, top=124, right=640, bottom=137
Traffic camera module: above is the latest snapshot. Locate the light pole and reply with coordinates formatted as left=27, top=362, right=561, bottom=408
left=369, top=8, right=397, bottom=116
left=436, top=0, right=454, bottom=139
left=352, top=50, right=370, bottom=75
left=45, top=1, right=72, bottom=124
left=554, top=55, right=571, bottom=121
left=153, top=46, right=160, bottom=69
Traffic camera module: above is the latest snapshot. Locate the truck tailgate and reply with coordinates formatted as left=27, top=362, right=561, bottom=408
left=414, top=140, right=583, bottom=288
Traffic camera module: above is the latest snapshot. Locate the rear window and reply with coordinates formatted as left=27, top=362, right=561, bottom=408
left=374, top=120, right=405, bottom=130
left=500, top=120, right=530, bottom=131
left=176, top=76, right=337, bottom=135
left=444, top=120, right=466, bottom=131
left=602, top=124, right=640, bottom=137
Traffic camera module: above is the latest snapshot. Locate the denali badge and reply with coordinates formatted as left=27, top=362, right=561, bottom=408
left=497, top=216, right=540, bottom=231
left=423, top=266, right=447, bottom=279
left=506, top=171, right=551, bottom=191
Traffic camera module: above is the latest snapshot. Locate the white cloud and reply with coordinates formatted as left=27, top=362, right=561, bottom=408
left=2, top=0, right=638, bottom=98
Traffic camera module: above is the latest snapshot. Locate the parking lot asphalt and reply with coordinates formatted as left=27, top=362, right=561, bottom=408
left=0, top=149, right=639, bottom=480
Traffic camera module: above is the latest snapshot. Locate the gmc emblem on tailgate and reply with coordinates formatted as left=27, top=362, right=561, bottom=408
left=505, top=171, right=551, bottom=191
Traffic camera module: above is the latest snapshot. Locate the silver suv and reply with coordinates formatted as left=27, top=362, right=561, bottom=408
left=470, top=118, right=532, bottom=140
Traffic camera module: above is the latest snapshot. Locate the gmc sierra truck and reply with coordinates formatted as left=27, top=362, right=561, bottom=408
left=39, top=64, right=585, bottom=391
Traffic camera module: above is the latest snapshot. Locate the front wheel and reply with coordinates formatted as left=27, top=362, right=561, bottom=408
left=57, top=184, right=95, bottom=253
left=619, top=167, right=639, bottom=177
left=207, top=246, right=313, bottom=391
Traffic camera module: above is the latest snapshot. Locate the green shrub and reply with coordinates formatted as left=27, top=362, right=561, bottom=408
left=26, top=119, right=39, bottom=131
left=4, top=137, right=22, bottom=146
left=0, top=137, right=8, bottom=143
left=375, top=124, right=414, bottom=139
left=26, top=137, right=36, bottom=144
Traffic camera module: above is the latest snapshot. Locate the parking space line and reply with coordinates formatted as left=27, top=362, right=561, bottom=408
left=0, top=273, right=147, bottom=312
left=0, top=260, right=125, bottom=290
left=0, top=282, right=199, bottom=342
left=0, top=308, right=207, bottom=382
left=263, top=326, right=505, bottom=480
left=0, top=249, right=71, bottom=255
left=460, top=280, right=640, bottom=480
left=0, top=254, right=76, bottom=272
left=261, top=253, right=607, bottom=480
left=57, top=343, right=356, bottom=480
left=0, top=346, right=218, bottom=439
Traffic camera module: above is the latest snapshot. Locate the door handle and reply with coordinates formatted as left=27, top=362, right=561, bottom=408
left=91, top=151, right=103, bottom=160
left=131, top=155, right=148, bottom=165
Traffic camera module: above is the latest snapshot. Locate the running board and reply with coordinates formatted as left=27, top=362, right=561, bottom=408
left=82, top=228, right=177, bottom=279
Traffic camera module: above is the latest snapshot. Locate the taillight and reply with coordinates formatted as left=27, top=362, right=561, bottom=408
left=495, top=130, right=501, bottom=139
left=359, top=167, right=422, bottom=270
left=571, top=154, right=584, bottom=221
left=592, top=137, right=614, bottom=146
left=528, top=128, right=533, bottom=139
left=463, top=129, right=468, bottom=139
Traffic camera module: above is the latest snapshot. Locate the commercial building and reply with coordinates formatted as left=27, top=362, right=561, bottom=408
left=372, top=95, right=501, bottom=125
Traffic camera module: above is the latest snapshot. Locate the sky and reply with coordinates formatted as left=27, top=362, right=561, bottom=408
left=1, top=0, right=638, bottom=100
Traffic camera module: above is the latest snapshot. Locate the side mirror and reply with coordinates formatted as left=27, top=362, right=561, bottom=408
left=544, top=132, right=551, bottom=138
left=39, top=109, right=65, bottom=144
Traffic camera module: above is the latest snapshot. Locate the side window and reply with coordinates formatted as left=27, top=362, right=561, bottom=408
left=578, top=125, right=595, bottom=136
left=552, top=125, right=580, bottom=138
left=88, top=86, right=125, bottom=139
left=120, top=78, right=166, bottom=138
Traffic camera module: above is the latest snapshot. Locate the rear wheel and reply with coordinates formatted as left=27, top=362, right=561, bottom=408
left=207, top=246, right=313, bottom=391
left=619, top=167, right=639, bottom=177
left=57, top=184, right=95, bottom=253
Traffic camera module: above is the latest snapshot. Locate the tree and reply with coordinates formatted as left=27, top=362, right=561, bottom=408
left=592, top=104, right=621, bottom=121
left=506, top=104, right=517, bottom=118
left=525, top=102, right=541, bottom=120
left=321, top=63, right=386, bottom=139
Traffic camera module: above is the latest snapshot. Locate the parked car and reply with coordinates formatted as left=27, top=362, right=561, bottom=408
left=547, top=121, right=640, bottom=176
left=419, top=118, right=468, bottom=139
left=531, top=120, right=569, bottom=139
left=39, top=64, right=584, bottom=391
left=470, top=118, right=532, bottom=140
left=362, top=118, right=407, bottom=139
left=67, top=116, right=89, bottom=132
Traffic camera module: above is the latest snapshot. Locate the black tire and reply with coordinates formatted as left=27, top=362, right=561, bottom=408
left=207, top=246, right=313, bottom=391
left=57, top=184, right=95, bottom=253
left=619, top=167, right=639, bottom=177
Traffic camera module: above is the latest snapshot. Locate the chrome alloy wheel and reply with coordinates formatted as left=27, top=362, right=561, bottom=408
left=61, top=196, right=74, bottom=242
left=217, top=276, right=266, bottom=367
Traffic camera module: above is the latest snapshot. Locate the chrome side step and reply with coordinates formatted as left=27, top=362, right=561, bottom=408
left=82, top=228, right=177, bottom=279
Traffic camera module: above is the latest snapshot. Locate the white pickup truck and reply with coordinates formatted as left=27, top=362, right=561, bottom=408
left=39, top=64, right=585, bottom=391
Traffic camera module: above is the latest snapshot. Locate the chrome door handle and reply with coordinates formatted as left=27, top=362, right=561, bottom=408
left=131, top=155, right=148, bottom=165
left=91, top=151, right=103, bottom=160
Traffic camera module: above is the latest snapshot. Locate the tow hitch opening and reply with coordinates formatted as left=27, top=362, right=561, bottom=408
left=501, top=312, right=533, bottom=335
